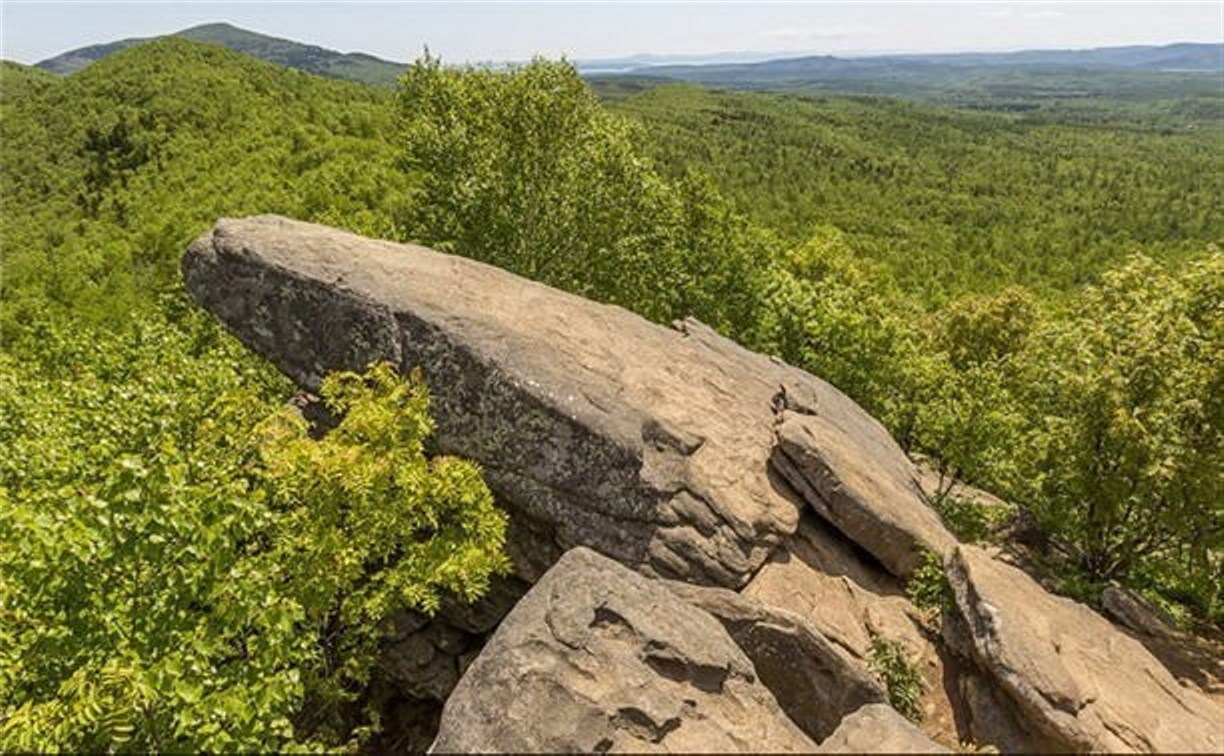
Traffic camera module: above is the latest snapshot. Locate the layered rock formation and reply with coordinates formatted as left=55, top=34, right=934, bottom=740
left=432, top=548, right=817, bottom=753
left=184, top=216, right=1223, bottom=753
left=945, top=546, right=1222, bottom=753
left=183, top=215, right=949, bottom=588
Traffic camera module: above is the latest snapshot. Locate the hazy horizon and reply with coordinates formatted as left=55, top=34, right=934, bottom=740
left=3, top=1, right=1221, bottom=67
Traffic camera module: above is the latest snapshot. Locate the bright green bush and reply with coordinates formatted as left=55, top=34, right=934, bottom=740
left=1011, top=253, right=1222, bottom=613
left=905, top=551, right=954, bottom=618
left=0, top=314, right=507, bottom=750
left=929, top=494, right=1012, bottom=545
left=867, top=635, right=926, bottom=723
left=257, top=363, right=510, bottom=739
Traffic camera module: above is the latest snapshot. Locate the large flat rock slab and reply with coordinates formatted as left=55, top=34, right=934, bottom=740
left=183, top=215, right=946, bottom=587
left=947, top=546, right=1223, bottom=753
left=772, top=407, right=955, bottom=576
left=429, top=547, right=816, bottom=753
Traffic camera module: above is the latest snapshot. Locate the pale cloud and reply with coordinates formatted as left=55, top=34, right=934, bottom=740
left=1024, top=10, right=1068, bottom=20
left=977, top=9, right=1015, bottom=19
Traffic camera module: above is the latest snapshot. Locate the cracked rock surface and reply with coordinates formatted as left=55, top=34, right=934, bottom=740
left=815, top=703, right=949, bottom=753
left=663, top=577, right=886, bottom=741
left=946, top=546, right=1222, bottom=753
left=429, top=547, right=816, bottom=753
left=183, top=215, right=947, bottom=587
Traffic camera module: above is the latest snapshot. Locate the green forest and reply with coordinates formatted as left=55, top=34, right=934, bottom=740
left=1, top=38, right=1220, bottom=750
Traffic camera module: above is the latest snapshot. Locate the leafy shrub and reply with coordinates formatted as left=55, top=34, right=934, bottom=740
left=930, top=494, right=1012, bottom=544
left=396, top=55, right=772, bottom=340
left=867, top=635, right=926, bottom=724
left=257, top=363, right=510, bottom=738
left=1012, top=253, right=1222, bottom=613
left=905, top=551, right=954, bottom=618
left=0, top=317, right=507, bottom=751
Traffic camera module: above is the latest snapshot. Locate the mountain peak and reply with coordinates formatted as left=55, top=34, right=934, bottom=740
left=36, top=22, right=405, bottom=86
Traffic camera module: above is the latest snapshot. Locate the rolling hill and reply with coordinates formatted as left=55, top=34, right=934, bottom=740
left=34, top=24, right=1223, bottom=107
left=611, top=42, right=1224, bottom=121
left=35, top=21, right=406, bottom=86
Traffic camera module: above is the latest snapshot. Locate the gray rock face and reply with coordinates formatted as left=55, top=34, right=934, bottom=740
left=1101, top=584, right=1178, bottom=639
left=664, top=579, right=886, bottom=741
left=183, top=215, right=945, bottom=587
left=429, top=547, right=817, bottom=753
left=815, top=704, right=949, bottom=754
left=946, top=546, right=1223, bottom=753
left=772, top=406, right=955, bottom=577
left=744, top=513, right=962, bottom=746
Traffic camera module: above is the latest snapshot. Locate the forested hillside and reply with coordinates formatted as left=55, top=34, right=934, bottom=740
left=620, top=43, right=1224, bottom=128
left=0, top=43, right=460, bottom=750
left=35, top=22, right=405, bottom=85
left=605, top=83, right=1223, bottom=302
left=3, top=41, right=409, bottom=324
left=1, top=37, right=1219, bottom=750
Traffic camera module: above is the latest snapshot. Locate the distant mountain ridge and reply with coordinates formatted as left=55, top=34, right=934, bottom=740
left=32, top=23, right=1222, bottom=92
left=35, top=22, right=406, bottom=86
left=636, top=41, right=1223, bottom=78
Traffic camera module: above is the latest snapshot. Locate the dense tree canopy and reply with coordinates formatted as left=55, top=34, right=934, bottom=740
left=396, top=56, right=774, bottom=338
left=605, top=84, right=1223, bottom=305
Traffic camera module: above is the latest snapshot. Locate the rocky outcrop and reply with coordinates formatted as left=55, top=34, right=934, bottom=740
left=184, top=217, right=1224, bottom=754
left=663, top=579, right=886, bottom=740
left=430, top=547, right=817, bottom=753
left=815, top=704, right=949, bottom=753
left=183, top=215, right=947, bottom=586
left=1101, top=584, right=1178, bottom=639
left=772, top=408, right=955, bottom=577
left=946, top=546, right=1223, bottom=753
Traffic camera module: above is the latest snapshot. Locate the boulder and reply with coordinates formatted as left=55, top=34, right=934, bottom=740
left=183, top=215, right=946, bottom=587
left=429, top=547, right=816, bottom=753
left=946, top=545, right=1224, bottom=753
left=664, top=579, right=886, bottom=740
left=772, top=406, right=955, bottom=577
left=743, top=513, right=962, bottom=746
left=815, top=704, right=949, bottom=753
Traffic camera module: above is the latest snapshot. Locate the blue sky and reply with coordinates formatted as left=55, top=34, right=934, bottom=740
left=2, top=1, right=1221, bottom=66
